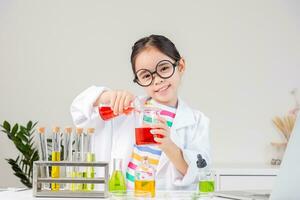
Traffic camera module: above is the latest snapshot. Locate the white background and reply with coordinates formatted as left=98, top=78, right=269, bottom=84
left=0, top=0, right=299, bottom=187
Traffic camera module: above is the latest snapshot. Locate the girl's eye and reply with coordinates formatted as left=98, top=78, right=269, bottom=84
left=141, top=73, right=151, bottom=80
left=162, top=66, right=168, bottom=71
left=159, top=65, right=171, bottom=73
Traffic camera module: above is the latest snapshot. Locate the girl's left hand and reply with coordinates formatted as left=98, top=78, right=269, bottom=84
left=150, top=116, right=175, bottom=152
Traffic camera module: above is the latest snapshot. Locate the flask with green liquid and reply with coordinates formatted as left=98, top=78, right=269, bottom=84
left=197, top=154, right=215, bottom=193
left=109, top=158, right=126, bottom=194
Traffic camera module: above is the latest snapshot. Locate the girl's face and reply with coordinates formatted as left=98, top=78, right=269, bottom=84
left=134, top=47, right=185, bottom=107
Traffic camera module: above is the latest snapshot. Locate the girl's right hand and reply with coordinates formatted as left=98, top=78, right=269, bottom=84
left=98, top=90, right=135, bottom=115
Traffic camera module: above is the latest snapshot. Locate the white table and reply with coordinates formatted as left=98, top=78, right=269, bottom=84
left=213, top=164, right=279, bottom=191
left=0, top=189, right=227, bottom=200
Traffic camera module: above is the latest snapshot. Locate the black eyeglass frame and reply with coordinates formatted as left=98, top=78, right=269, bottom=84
left=133, top=60, right=179, bottom=87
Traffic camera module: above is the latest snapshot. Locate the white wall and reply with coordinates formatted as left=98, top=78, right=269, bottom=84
left=0, top=0, right=299, bottom=187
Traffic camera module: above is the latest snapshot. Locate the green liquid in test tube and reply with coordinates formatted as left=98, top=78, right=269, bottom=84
left=83, top=128, right=96, bottom=191
left=72, top=127, right=84, bottom=191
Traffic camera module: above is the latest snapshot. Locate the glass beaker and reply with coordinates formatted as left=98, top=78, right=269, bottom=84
left=135, top=106, right=163, bottom=145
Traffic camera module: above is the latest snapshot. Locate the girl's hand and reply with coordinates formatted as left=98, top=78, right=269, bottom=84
left=150, top=116, right=176, bottom=152
left=150, top=115, right=188, bottom=175
left=98, top=90, right=135, bottom=115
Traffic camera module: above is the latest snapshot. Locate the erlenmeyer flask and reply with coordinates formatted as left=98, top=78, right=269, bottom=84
left=109, top=158, right=126, bottom=194
left=98, top=97, right=142, bottom=121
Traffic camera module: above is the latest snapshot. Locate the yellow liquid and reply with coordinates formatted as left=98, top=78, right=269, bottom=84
left=85, top=153, right=95, bottom=191
left=77, top=172, right=84, bottom=191
left=51, top=151, right=60, bottom=191
left=71, top=171, right=77, bottom=191
left=134, top=180, right=155, bottom=197
left=70, top=171, right=84, bottom=191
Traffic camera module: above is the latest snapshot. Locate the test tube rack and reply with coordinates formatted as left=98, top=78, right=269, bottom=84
left=33, top=161, right=109, bottom=198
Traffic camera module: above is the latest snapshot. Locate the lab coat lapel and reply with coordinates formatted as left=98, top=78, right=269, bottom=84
left=156, top=98, right=196, bottom=174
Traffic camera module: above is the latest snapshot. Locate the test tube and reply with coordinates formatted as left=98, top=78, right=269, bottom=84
left=84, top=128, right=95, bottom=191
left=64, top=127, right=72, bottom=161
left=51, top=126, right=61, bottom=191
left=72, top=127, right=84, bottom=191
left=62, top=127, right=72, bottom=190
left=37, top=127, right=50, bottom=190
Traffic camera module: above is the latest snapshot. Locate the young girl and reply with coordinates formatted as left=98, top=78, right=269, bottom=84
left=70, top=35, right=210, bottom=190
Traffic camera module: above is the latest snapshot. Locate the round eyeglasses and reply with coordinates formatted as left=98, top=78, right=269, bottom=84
left=133, top=60, right=179, bottom=87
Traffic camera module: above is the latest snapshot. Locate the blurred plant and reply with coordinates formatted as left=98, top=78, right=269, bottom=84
left=272, top=115, right=296, bottom=141
left=272, top=88, right=299, bottom=142
left=1, top=121, right=39, bottom=188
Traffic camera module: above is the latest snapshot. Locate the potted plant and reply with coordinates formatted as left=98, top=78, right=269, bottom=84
left=1, top=121, right=39, bottom=188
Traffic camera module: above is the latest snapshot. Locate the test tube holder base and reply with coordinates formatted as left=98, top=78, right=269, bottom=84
left=33, top=161, right=109, bottom=198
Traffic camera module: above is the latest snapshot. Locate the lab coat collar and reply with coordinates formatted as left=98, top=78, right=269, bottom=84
left=172, top=97, right=196, bottom=130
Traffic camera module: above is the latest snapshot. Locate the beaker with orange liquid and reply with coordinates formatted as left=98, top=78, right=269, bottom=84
left=134, top=156, right=155, bottom=197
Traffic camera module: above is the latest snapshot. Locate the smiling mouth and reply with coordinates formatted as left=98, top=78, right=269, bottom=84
left=155, top=84, right=171, bottom=93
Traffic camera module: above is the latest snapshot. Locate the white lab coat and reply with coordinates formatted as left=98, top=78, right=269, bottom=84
left=70, top=86, right=211, bottom=190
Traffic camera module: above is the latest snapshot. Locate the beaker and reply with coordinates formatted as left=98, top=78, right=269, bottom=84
left=135, top=106, right=163, bottom=145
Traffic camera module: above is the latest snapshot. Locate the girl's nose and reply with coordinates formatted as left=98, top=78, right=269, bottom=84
left=153, top=74, right=164, bottom=85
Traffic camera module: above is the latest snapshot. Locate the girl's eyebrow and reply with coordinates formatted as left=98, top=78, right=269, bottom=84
left=136, top=59, right=173, bottom=72
left=139, top=59, right=172, bottom=71
left=137, top=70, right=147, bottom=75
left=137, top=65, right=155, bottom=72
left=157, top=62, right=170, bottom=67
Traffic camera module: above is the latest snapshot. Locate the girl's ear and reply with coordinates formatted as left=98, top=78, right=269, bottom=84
left=178, top=57, right=186, bottom=74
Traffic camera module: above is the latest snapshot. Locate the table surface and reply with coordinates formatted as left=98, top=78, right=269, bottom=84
left=0, top=189, right=227, bottom=200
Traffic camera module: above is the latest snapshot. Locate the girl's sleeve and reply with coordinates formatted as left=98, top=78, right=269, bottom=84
left=70, top=85, right=109, bottom=128
left=173, top=112, right=211, bottom=187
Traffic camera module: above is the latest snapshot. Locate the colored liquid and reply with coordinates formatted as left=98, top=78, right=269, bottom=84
left=71, top=171, right=76, bottom=191
left=199, top=180, right=215, bottom=193
left=98, top=106, right=134, bottom=120
left=135, top=127, right=163, bottom=145
left=109, top=170, right=126, bottom=193
left=84, top=152, right=95, bottom=191
left=70, top=171, right=80, bottom=191
left=70, top=171, right=85, bottom=191
left=134, top=180, right=155, bottom=197
left=51, top=151, right=60, bottom=191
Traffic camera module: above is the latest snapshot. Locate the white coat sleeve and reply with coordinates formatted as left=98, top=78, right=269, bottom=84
left=173, top=112, right=211, bottom=186
left=70, top=85, right=109, bottom=128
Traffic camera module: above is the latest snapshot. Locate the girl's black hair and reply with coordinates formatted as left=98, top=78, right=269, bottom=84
left=130, top=34, right=181, bottom=73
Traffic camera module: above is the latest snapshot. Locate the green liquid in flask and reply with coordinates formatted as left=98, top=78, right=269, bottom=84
left=109, top=170, right=126, bottom=193
left=199, top=180, right=215, bottom=193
